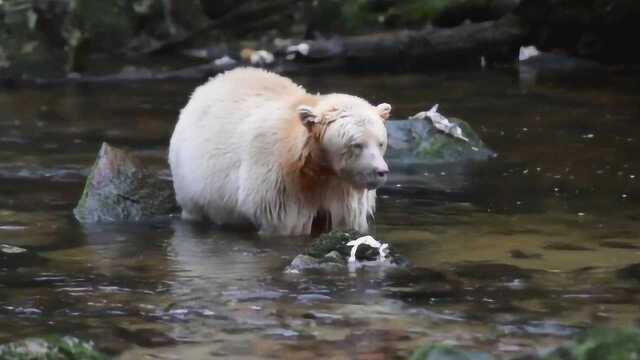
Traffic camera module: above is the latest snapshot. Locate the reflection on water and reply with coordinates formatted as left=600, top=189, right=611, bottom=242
left=1, top=69, right=640, bottom=358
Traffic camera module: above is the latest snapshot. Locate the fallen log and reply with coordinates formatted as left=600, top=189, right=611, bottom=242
left=293, top=15, right=527, bottom=70
left=8, top=15, right=528, bottom=86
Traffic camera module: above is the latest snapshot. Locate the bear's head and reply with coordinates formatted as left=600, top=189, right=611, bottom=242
left=298, top=94, right=391, bottom=190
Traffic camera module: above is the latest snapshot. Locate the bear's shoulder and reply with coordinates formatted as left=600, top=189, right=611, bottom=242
left=206, top=67, right=306, bottom=97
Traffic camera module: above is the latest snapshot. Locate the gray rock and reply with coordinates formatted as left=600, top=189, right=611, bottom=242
left=73, top=142, right=177, bottom=223
left=386, top=116, right=495, bottom=165
left=323, top=250, right=345, bottom=263
left=285, top=254, right=347, bottom=273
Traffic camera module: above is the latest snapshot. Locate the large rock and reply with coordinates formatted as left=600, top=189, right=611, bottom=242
left=386, top=116, right=495, bottom=165
left=74, top=142, right=177, bottom=223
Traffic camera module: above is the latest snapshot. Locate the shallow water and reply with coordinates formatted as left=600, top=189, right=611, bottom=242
left=1, top=68, right=640, bottom=358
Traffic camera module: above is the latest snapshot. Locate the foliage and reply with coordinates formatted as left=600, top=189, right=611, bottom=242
left=304, top=230, right=364, bottom=259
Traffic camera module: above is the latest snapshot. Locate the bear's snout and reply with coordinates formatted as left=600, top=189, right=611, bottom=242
left=365, top=162, right=389, bottom=189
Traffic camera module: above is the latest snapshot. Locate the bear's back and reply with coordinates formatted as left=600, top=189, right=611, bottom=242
left=169, top=68, right=311, bottom=224
left=206, top=67, right=306, bottom=103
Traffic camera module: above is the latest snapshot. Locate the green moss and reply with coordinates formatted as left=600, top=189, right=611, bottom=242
left=409, top=328, right=640, bottom=360
left=556, top=328, right=640, bottom=360
left=408, top=344, right=494, bottom=360
left=0, top=336, right=109, bottom=360
left=304, top=230, right=364, bottom=259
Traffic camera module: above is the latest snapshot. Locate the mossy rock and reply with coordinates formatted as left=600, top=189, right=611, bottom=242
left=286, top=230, right=410, bottom=273
left=73, top=142, right=177, bottom=223
left=0, top=336, right=108, bottom=360
left=386, top=116, right=495, bottom=165
left=304, top=230, right=365, bottom=259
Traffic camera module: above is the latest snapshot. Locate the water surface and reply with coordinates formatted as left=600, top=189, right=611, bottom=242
left=1, top=68, right=639, bottom=358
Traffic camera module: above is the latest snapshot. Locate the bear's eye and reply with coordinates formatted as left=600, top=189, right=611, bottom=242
left=378, top=142, right=385, bottom=148
left=351, top=143, right=364, bottom=151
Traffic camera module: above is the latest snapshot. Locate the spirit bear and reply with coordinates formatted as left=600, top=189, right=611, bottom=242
left=169, top=68, right=391, bottom=235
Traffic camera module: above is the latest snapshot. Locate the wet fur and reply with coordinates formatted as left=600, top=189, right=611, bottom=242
left=169, top=67, right=379, bottom=235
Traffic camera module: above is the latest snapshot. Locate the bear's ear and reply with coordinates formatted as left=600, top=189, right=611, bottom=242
left=376, top=103, right=392, bottom=121
left=297, top=105, right=320, bottom=130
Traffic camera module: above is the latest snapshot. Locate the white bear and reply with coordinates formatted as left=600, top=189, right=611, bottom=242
left=168, top=67, right=391, bottom=235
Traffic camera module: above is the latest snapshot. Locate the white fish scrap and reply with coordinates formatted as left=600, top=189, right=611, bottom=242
left=346, top=235, right=390, bottom=263
left=0, top=244, right=27, bottom=254
left=411, top=104, right=470, bottom=142
left=519, top=45, right=541, bottom=61
left=286, top=42, right=310, bottom=56
left=249, top=50, right=275, bottom=65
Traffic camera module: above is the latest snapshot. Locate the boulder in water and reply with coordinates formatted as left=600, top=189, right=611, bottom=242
left=74, top=142, right=177, bottom=223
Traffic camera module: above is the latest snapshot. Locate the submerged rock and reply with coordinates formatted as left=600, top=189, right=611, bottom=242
left=286, top=254, right=347, bottom=273
left=409, top=344, right=494, bottom=360
left=617, top=263, right=640, bottom=281
left=452, top=263, right=532, bottom=282
left=74, top=142, right=177, bottom=223
left=285, top=231, right=410, bottom=273
left=386, top=112, right=495, bottom=165
left=1, top=244, right=47, bottom=269
left=0, top=336, right=108, bottom=360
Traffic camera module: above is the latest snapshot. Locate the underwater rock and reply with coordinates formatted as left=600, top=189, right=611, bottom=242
left=115, top=326, right=177, bottom=347
left=386, top=110, right=495, bottom=165
left=285, top=231, right=410, bottom=273
left=0, top=336, right=108, bottom=360
left=409, top=344, right=495, bottom=360
left=452, top=263, right=532, bottom=282
left=0, top=244, right=47, bottom=270
left=509, top=249, right=543, bottom=259
left=598, top=241, right=640, bottom=250
left=73, top=142, right=177, bottom=223
left=286, top=254, right=347, bottom=273
left=617, top=263, right=640, bottom=281
left=543, top=242, right=594, bottom=251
